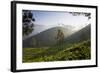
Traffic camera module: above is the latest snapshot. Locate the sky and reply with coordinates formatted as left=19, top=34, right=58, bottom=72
left=32, top=10, right=90, bottom=31
left=23, top=10, right=90, bottom=39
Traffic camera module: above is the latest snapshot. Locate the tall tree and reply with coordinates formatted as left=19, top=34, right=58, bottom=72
left=56, top=29, right=64, bottom=46
left=23, top=10, right=35, bottom=36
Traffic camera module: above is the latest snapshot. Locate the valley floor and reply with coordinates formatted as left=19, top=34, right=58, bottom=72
left=23, top=40, right=91, bottom=63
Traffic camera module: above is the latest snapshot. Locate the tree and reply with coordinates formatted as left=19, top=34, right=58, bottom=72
left=69, top=12, right=91, bottom=20
left=23, top=10, right=35, bottom=36
left=30, top=38, right=37, bottom=47
left=30, top=37, right=41, bottom=47
left=56, top=29, right=64, bottom=47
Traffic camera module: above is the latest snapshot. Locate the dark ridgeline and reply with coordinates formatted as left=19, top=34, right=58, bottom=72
left=64, top=24, right=91, bottom=44
left=23, top=26, right=72, bottom=48
left=23, top=24, right=91, bottom=48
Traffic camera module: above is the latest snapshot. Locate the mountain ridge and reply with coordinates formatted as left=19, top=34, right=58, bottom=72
left=23, top=24, right=91, bottom=48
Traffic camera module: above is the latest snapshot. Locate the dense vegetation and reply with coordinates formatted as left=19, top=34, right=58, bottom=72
left=22, top=11, right=91, bottom=63
left=23, top=10, right=35, bottom=36
left=23, top=39, right=91, bottom=63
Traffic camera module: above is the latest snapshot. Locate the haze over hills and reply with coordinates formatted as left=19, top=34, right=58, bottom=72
left=64, top=24, right=91, bottom=44
left=23, top=26, right=74, bottom=48
left=23, top=24, right=75, bottom=40
left=23, top=10, right=91, bottom=62
left=23, top=24, right=91, bottom=48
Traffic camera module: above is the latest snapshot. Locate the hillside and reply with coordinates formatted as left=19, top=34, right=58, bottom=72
left=23, top=24, right=91, bottom=62
left=64, top=24, right=91, bottom=44
left=23, top=24, right=91, bottom=48
left=23, top=40, right=91, bottom=62
left=23, top=26, right=74, bottom=48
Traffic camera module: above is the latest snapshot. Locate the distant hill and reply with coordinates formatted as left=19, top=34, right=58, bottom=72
left=23, top=24, right=91, bottom=62
left=23, top=26, right=74, bottom=48
left=23, top=24, right=91, bottom=48
left=64, top=24, right=91, bottom=44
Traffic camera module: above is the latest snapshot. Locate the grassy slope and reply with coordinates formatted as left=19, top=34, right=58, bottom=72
left=23, top=40, right=91, bottom=63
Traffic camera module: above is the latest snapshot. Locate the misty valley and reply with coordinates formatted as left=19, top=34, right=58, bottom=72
left=22, top=10, right=91, bottom=63
left=23, top=24, right=91, bottom=63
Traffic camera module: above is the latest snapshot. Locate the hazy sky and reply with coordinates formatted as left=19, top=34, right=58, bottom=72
left=32, top=10, right=90, bottom=31
left=23, top=10, right=90, bottom=39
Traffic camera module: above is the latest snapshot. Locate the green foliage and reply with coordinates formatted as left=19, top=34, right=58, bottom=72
left=69, top=12, right=91, bottom=20
left=23, top=40, right=91, bottom=63
left=30, top=38, right=40, bottom=47
left=23, top=10, right=35, bottom=36
left=56, top=29, right=64, bottom=46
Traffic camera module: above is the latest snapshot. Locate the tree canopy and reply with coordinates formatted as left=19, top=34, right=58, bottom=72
left=23, top=10, right=35, bottom=36
left=56, top=29, right=64, bottom=45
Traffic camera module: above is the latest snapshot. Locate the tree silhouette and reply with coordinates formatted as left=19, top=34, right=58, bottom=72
left=31, top=37, right=40, bottom=47
left=69, top=12, right=91, bottom=20
left=56, top=29, right=64, bottom=48
left=23, top=10, right=35, bottom=36
left=31, top=38, right=37, bottom=47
